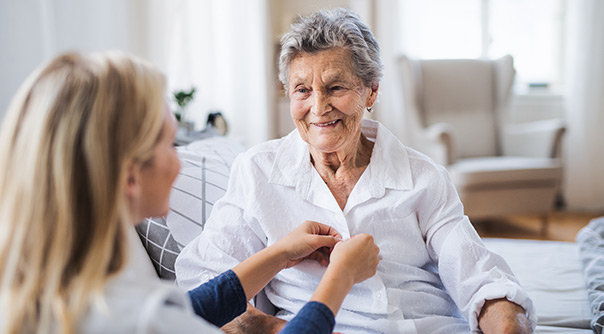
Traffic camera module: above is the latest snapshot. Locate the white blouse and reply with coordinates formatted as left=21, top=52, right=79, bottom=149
left=176, top=120, right=536, bottom=334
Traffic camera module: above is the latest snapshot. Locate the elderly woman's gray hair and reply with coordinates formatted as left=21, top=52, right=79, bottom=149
left=278, top=8, right=383, bottom=93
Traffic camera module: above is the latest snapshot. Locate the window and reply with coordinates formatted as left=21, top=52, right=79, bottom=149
left=399, top=0, right=565, bottom=92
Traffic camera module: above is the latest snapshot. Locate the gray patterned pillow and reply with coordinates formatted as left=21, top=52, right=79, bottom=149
left=136, top=136, right=245, bottom=280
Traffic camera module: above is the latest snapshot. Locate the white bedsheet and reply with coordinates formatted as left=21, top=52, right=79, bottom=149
left=483, top=238, right=592, bottom=333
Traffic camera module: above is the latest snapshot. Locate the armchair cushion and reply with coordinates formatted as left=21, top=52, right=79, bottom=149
left=420, top=59, right=499, bottom=158
left=502, top=119, right=566, bottom=158
left=448, top=157, right=562, bottom=218
left=448, top=157, right=562, bottom=190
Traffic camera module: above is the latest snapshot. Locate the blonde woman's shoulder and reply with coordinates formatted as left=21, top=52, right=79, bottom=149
left=79, top=274, right=221, bottom=334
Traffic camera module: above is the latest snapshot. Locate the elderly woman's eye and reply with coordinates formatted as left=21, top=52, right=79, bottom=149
left=297, top=88, right=309, bottom=94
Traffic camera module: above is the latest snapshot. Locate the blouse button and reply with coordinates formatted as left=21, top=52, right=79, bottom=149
left=490, top=270, right=503, bottom=280
left=201, top=272, right=212, bottom=282
left=376, top=291, right=383, bottom=299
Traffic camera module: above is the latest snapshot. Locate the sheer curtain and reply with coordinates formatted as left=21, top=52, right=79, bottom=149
left=563, top=0, right=604, bottom=211
left=145, top=0, right=272, bottom=147
left=371, top=0, right=412, bottom=143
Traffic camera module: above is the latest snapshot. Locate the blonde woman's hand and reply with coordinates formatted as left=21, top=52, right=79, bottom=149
left=232, top=220, right=341, bottom=303
left=308, top=233, right=380, bottom=315
left=272, top=220, right=342, bottom=269
left=327, top=234, right=380, bottom=285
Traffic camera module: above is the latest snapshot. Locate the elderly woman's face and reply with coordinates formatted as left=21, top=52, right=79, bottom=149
left=288, top=48, right=376, bottom=153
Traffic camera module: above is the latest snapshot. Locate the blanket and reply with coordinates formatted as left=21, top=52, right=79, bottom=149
left=576, top=216, right=604, bottom=334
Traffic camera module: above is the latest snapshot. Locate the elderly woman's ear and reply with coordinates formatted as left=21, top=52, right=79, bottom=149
left=366, top=83, right=379, bottom=109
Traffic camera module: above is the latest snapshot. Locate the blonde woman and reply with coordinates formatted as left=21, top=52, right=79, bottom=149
left=0, top=51, right=379, bottom=334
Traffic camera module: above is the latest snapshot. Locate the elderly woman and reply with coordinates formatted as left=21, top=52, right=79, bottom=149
left=176, top=8, right=535, bottom=334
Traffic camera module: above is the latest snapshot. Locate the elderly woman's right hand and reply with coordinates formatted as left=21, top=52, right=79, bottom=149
left=328, top=233, right=380, bottom=285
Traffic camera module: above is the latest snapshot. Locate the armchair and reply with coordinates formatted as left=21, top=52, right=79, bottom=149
left=398, top=55, right=566, bottom=232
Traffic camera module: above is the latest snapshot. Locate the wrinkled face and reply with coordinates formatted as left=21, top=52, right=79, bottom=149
left=138, top=108, right=181, bottom=219
left=288, top=48, right=377, bottom=153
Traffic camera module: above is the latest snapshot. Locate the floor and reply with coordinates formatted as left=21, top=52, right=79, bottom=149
left=473, top=210, right=604, bottom=242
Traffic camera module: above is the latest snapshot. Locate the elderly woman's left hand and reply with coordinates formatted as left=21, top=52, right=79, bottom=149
left=273, top=220, right=342, bottom=269
left=221, top=303, right=286, bottom=334
left=478, top=298, right=531, bottom=334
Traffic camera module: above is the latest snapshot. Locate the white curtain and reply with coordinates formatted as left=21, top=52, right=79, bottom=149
left=371, top=0, right=415, bottom=144
left=563, top=0, right=604, bottom=211
left=145, top=0, right=272, bottom=147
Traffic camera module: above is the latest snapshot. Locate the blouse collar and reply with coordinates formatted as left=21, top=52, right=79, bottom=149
left=269, top=119, right=414, bottom=203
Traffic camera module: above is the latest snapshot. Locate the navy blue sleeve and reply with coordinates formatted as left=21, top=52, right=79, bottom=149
left=279, top=301, right=335, bottom=334
left=187, top=269, right=247, bottom=327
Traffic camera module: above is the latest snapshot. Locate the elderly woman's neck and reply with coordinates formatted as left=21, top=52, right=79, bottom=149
left=310, top=134, right=374, bottom=174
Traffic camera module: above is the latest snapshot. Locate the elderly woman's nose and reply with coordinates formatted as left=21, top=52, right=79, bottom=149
left=311, top=92, right=331, bottom=115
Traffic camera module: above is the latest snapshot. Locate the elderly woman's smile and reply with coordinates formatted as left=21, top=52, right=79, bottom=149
left=311, top=120, right=339, bottom=127
left=288, top=48, right=376, bottom=155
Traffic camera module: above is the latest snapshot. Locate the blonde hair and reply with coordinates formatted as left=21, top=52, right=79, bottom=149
left=0, top=51, right=166, bottom=333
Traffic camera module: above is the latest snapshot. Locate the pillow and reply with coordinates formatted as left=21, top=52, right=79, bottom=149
left=136, top=136, right=246, bottom=280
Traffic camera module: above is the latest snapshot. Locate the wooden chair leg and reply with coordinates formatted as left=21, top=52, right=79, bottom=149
left=540, top=214, right=549, bottom=237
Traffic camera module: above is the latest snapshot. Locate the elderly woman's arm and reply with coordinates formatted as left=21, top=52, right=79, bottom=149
left=421, top=165, right=536, bottom=332
left=478, top=298, right=531, bottom=334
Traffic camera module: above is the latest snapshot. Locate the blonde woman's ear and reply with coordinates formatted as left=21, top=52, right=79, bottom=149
left=125, top=162, right=142, bottom=199
left=125, top=162, right=144, bottom=223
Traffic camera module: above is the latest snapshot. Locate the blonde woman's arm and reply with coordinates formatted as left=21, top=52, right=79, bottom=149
left=232, top=221, right=342, bottom=301
left=188, top=221, right=340, bottom=327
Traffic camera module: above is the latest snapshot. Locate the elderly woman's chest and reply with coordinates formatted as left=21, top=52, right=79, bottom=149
left=259, top=193, right=431, bottom=267
left=348, top=205, right=431, bottom=267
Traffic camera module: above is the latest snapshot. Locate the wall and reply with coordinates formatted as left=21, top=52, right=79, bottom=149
left=0, top=0, right=147, bottom=124
left=0, top=1, right=46, bottom=122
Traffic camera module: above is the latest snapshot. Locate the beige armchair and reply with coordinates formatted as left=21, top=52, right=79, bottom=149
left=398, top=55, right=566, bottom=232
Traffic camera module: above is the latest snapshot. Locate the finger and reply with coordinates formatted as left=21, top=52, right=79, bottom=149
left=310, top=235, right=340, bottom=250
left=306, top=250, right=329, bottom=266
left=318, top=246, right=332, bottom=260
left=307, top=221, right=342, bottom=239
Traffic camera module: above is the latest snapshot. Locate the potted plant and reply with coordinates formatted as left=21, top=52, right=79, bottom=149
left=173, top=87, right=196, bottom=133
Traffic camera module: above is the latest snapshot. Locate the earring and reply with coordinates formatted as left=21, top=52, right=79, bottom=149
left=366, top=106, right=373, bottom=113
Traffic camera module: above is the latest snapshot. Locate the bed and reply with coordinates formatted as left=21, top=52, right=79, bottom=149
left=484, top=238, right=592, bottom=333
left=128, top=135, right=597, bottom=333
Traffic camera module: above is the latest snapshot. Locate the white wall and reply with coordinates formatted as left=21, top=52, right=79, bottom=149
left=0, top=0, right=147, bottom=124
left=0, top=1, right=46, bottom=122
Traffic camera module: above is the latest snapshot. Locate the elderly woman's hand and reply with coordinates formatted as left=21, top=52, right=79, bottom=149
left=478, top=298, right=532, bottom=334
left=221, top=303, right=286, bottom=334
left=273, top=220, right=342, bottom=269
